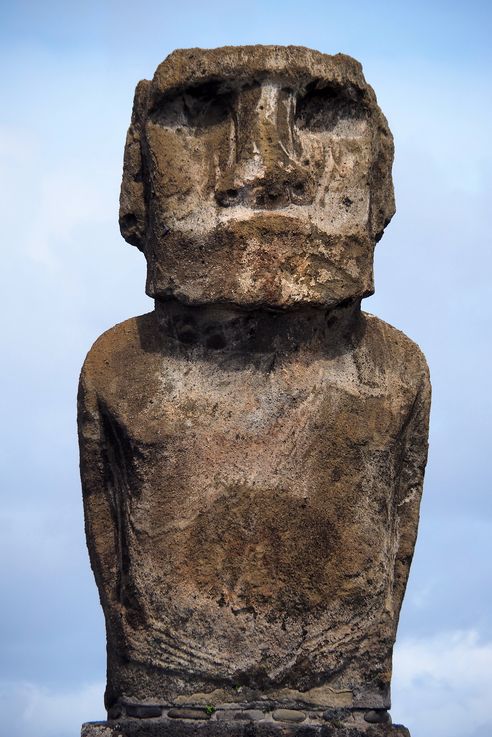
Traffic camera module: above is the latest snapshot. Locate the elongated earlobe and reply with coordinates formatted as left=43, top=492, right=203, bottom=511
left=119, top=79, right=151, bottom=251
left=369, top=122, right=396, bottom=242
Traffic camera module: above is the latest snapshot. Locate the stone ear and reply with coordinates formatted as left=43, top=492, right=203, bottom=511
left=119, top=80, right=151, bottom=251
left=369, top=122, right=396, bottom=242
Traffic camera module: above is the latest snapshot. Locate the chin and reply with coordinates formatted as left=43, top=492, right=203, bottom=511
left=145, top=229, right=374, bottom=310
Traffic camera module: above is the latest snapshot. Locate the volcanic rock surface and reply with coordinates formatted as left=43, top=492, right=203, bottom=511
left=78, top=45, right=430, bottom=737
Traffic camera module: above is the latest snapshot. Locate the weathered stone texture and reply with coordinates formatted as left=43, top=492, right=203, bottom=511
left=119, top=46, right=394, bottom=308
left=78, top=45, right=430, bottom=736
left=81, top=719, right=411, bottom=737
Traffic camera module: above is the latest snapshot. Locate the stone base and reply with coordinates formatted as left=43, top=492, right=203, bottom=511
left=82, top=717, right=410, bottom=737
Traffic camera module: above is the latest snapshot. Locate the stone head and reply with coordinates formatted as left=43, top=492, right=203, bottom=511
left=120, top=45, right=395, bottom=308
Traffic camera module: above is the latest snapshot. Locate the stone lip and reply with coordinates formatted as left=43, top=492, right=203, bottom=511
left=169, top=708, right=213, bottom=720
left=364, top=711, right=391, bottom=725
left=81, top=717, right=410, bottom=736
left=112, top=704, right=390, bottom=724
left=125, top=704, right=163, bottom=719
left=82, top=706, right=404, bottom=736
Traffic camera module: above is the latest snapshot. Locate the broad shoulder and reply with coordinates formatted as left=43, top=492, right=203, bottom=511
left=360, top=311, right=430, bottom=387
left=80, top=311, right=158, bottom=389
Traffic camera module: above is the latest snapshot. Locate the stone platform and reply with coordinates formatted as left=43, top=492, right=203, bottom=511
left=82, top=711, right=410, bottom=737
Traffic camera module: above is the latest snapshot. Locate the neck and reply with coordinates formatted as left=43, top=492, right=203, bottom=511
left=154, top=297, right=363, bottom=356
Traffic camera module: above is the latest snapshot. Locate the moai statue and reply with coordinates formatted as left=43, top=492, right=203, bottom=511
left=79, top=46, right=430, bottom=737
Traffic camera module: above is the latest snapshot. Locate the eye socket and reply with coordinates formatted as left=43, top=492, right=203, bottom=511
left=150, top=81, right=233, bottom=130
left=183, top=85, right=232, bottom=128
left=296, top=82, right=368, bottom=132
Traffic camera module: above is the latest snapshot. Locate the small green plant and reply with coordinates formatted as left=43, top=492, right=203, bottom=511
left=205, top=705, right=216, bottom=716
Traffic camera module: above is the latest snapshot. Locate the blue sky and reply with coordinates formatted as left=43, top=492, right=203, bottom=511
left=0, top=1, right=491, bottom=736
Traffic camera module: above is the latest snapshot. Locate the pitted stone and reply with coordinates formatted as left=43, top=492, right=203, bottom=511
left=125, top=704, right=162, bottom=718
left=78, top=45, right=429, bottom=737
left=272, top=710, right=306, bottom=723
left=235, top=710, right=265, bottom=721
left=364, top=711, right=391, bottom=724
left=168, top=708, right=211, bottom=720
left=81, top=719, right=412, bottom=736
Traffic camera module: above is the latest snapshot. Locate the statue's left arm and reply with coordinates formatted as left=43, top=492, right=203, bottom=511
left=392, top=363, right=431, bottom=619
left=77, top=358, right=121, bottom=614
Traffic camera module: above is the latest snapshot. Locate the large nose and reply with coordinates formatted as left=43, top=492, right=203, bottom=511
left=215, top=82, right=313, bottom=209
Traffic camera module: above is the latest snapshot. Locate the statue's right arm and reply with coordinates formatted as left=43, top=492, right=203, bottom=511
left=77, top=360, right=120, bottom=612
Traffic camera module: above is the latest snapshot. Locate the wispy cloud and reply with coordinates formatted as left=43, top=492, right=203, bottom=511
left=24, top=168, right=113, bottom=273
left=393, top=630, right=492, bottom=737
left=0, top=680, right=105, bottom=737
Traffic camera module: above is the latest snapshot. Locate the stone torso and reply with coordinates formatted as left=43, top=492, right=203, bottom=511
left=79, top=306, right=429, bottom=709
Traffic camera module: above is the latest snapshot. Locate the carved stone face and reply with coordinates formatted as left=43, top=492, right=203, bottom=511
left=120, top=46, right=395, bottom=308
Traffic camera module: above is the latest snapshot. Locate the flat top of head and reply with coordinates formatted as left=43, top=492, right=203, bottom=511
left=150, top=45, right=373, bottom=101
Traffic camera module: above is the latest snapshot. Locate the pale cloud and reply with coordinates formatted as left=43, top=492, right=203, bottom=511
left=0, top=680, right=105, bottom=737
left=366, top=57, right=492, bottom=194
left=0, top=125, right=37, bottom=163
left=393, top=630, right=492, bottom=737
left=25, top=169, right=113, bottom=270
left=0, top=124, right=113, bottom=283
